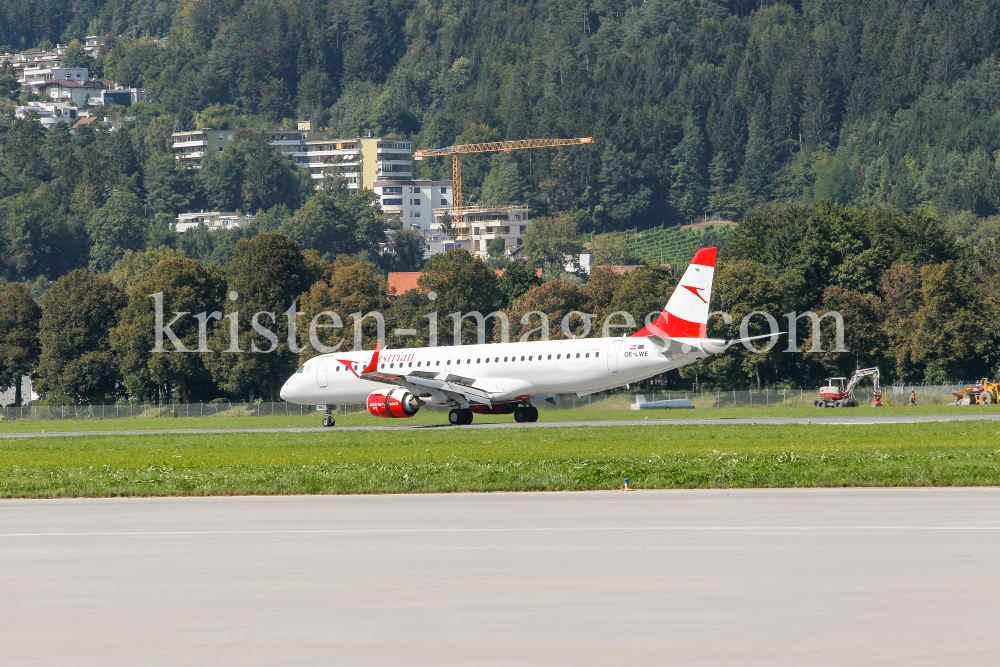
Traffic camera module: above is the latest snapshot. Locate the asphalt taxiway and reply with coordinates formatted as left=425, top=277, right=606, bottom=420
left=1, top=488, right=998, bottom=665
left=2, top=410, right=1000, bottom=438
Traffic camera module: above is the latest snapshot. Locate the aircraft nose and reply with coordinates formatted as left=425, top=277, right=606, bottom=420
left=279, top=379, right=289, bottom=402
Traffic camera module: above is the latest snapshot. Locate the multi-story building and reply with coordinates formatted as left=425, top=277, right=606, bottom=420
left=16, top=102, right=80, bottom=129
left=374, top=180, right=453, bottom=228
left=434, top=205, right=532, bottom=259
left=174, top=211, right=254, bottom=233
left=171, top=123, right=416, bottom=190
left=171, top=129, right=236, bottom=162
left=84, top=36, right=107, bottom=52
left=35, top=79, right=107, bottom=106
left=89, top=87, right=144, bottom=107
left=19, top=65, right=89, bottom=91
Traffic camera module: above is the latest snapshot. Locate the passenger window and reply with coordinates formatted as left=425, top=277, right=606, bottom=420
left=576, top=353, right=580, bottom=358
left=547, top=354, right=551, bottom=360
left=408, top=362, right=412, bottom=367
left=335, top=366, right=340, bottom=372
left=557, top=354, right=561, bottom=359
left=457, top=359, right=461, bottom=365
left=477, top=358, right=481, bottom=363
left=595, top=352, right=600, bottom=357
left=495, top=357, right=499, bottom=362
left=447, top=359, right=452, bottom=364
left=417, top=361, right=421, bottom=367
left=528, top=356, right=532, bottom=361
left=390, top=363, right=394, bottom=368
left=520, top=356, right=525, bottom=361
left=380, top=364, right=385, bottom=369
left=485, top=357, right=490, bottom=363
left=585, top=353, right=590, bottom=358
left=436, top=361, right=440, bottom=366
left=467, top=359, right=471, bottom=364
left=504, top=357, right=508, bottom=362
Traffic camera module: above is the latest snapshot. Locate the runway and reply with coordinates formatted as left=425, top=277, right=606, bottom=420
left=1, top=489, right=998, bottom=665
left=2, top=410, right=1000, bottom=438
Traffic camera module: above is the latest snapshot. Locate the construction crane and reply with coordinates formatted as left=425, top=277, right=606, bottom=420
left=413, top=137, right=594, bottom=212
left=816, top=367, right=881, bottom=408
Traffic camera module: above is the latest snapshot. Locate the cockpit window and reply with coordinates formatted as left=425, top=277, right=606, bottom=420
left=295, top=365, right=305, bottom=374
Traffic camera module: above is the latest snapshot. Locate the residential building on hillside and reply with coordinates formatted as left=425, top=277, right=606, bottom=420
left=16, top=102, right=79, bottom=129
left=375, top=180, right=453, bottom=228
left=171, top=123, right=416, bottom=189
left=88, top=87, right=144, bottom=107
left=19, top=66, right=88, bottom=91
left=35, top=79, right=107, bottom=106
left=174, top=211, right=253, bottom=233
left=434, top=205, right=532, bottom=259
left=84, top=36, right=107, bottom=51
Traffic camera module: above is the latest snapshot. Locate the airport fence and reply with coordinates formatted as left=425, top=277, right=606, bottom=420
left=0, top=382, right=975, bottom=421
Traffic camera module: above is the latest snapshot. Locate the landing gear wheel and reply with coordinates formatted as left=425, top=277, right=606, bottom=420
left=527, top=406, right=539, bottom=422
left=449, top=408, right=474, bottom=425
left=322, top=415, right=335, bottom=427
left=514, top=407, right=528, bottom=423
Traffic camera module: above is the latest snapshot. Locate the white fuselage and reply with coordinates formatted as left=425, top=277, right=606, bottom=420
left=279, top=336, right=708, bottom=406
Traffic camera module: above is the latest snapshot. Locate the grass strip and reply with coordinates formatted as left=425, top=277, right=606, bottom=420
left=2, top=422, right=1000, bottom=497
left=1, top=404, right=998, bottom=434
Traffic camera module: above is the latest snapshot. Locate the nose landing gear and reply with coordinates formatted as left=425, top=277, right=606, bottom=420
left=321, top=406, right=335, bottom=427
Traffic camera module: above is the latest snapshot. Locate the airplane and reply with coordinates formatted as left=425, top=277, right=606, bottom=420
left=279, top=247, right=771, bottom=426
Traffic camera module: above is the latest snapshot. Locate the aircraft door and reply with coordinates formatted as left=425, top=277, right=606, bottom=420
left=607, top=340, right=621, bottom=372
left=317, top=358, right=330, bottom=388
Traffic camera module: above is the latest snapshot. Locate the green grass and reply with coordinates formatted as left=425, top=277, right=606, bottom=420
left=2, top=421, right=1000, bottom=497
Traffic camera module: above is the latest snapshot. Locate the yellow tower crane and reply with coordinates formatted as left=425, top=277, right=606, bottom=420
left=413, top=137, right=594, bottom=212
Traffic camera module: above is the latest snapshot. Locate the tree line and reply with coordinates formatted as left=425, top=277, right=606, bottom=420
left=2, top=202, right=996, bottom=406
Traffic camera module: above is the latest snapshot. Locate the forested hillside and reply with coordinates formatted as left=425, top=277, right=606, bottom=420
left=4, top=0, right=1000, bottom=231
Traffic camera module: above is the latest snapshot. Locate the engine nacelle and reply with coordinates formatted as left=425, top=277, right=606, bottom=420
left=367, top=388, right=421, bottom=418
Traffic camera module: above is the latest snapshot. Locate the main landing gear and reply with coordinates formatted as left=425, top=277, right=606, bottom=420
left=322, top=407, right=335, bottom=427
left=448, top=408, right=473, bottom=425
left=513, top=406, right=539, bottom=423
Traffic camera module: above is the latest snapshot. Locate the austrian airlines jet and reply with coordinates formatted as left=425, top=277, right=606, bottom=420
left=280, top=247, right=756, bottom=426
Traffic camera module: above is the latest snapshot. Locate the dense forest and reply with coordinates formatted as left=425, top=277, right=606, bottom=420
left=3, top=0, right=1000, bottom=230
left=2, top=0, right=1000, bottom=402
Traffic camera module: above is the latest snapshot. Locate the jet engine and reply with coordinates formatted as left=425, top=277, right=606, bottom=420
left=367, top=388, right=421, bottom=418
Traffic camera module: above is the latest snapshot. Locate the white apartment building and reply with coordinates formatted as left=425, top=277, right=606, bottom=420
left=36, top=79, right=107, bottom=106
left=434, top=205, right=532, bottom=259
left=16, top=102, right=80, bottom=129
left=374, top=180, right=453, bottom=228
left=171, top=123, right=415, bottom=190
left=20, top=65, right=89, bottom=91
left=174, top=212, right=253, bottom=233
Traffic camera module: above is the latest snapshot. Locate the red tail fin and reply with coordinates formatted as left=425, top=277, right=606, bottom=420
left=632, top=247, right=717, bottom=339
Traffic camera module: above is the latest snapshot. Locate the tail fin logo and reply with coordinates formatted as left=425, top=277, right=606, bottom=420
left=682, top=285, right=708, bottom=304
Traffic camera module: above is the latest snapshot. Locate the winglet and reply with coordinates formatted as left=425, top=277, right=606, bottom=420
left=337, top=343, right=381, bottom=378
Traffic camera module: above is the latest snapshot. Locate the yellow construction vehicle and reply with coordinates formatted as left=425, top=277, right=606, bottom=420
left=951, top=378, right=1000, bottom=405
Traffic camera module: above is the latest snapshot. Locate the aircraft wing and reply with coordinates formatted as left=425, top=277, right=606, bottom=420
left=339, top=345, right=498, bottom=407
